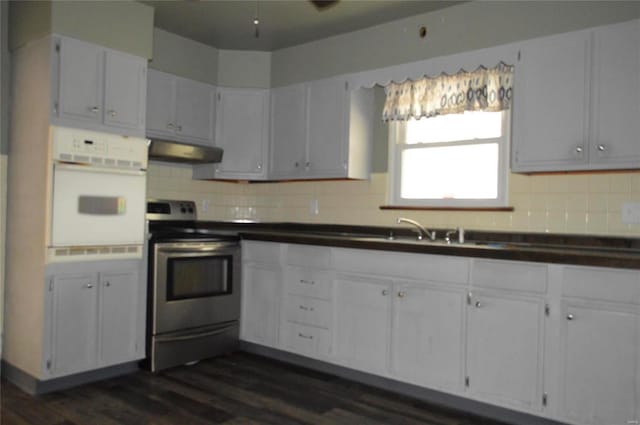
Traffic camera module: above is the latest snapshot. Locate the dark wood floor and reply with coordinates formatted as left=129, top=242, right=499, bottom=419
left=1, top=352, right=509, bottom=425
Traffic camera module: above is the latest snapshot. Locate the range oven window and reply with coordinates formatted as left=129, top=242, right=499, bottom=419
left=166, top=255, right=232, bottom=300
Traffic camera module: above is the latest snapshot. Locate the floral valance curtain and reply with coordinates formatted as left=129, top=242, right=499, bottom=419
left=382, top=62, right=514, bottom=121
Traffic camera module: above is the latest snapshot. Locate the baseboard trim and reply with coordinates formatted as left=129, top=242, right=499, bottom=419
left=1, top=360, right=139, bottom=395
left=239, top=341, right=567, bottom=425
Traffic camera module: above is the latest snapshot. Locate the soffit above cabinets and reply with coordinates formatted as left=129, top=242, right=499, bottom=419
left=141, top=0, right=465, bottom=51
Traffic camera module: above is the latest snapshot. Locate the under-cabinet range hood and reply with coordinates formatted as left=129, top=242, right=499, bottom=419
left=148, top=139, right=223, bottom=164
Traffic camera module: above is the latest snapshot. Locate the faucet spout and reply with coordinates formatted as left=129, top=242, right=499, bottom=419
left=396, top=217, right=436, bottom=241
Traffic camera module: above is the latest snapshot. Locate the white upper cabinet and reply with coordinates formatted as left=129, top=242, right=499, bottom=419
left=146, top=69, right=216, bottom=147
left=512, top=19, right=640, bottom=172
left=269, top=77, right=374, bottom=180
left=53, top=35, right=146, bottom=137
left=199, top=87, right=269, bottom=180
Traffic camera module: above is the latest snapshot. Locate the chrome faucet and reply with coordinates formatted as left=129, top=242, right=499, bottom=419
left=396, top=217, right=436, bottom=241
left=445, top=227, right=465, bottom=244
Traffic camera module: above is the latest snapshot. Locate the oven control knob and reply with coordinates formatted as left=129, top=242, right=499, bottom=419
left=188, top=208, right=194, bottom=213
left=181, top=207, right=186, bottom=213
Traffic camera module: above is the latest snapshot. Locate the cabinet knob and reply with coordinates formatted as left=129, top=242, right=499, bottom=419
left=575, top=146, right=583, bottom=154
left=177, top=125, right=183, bottom=132
left=597, top=144, right=606, bottom=152
left=167, top=123, right=175, bottom=129
left=567, top=313, right=574, bottom=321
left=305, top=161, right=311, bottom=169
left=294, top=162, right=300, bottom=168
left=475, top=301, right=482, bottom=308
left=105, top=281, right=111, bottom=287
left=108, top=110, right=117, bottom=117
left=381, top=289, right=389, bottom=296
left=84, top=283, right=94, bottom=289
left=89, top=106, right=100, bottom=113
left=257, top=162, right=263, bottom=170
left=397, top=291, right=406, bottom=298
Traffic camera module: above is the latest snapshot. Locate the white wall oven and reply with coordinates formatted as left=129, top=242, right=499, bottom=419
left=48, top=126, right=148, bottom=262
left=146, top=199, right=241, bottom=372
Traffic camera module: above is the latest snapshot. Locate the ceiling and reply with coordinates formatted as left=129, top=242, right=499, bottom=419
left=143, top=1, right=464, bottom=51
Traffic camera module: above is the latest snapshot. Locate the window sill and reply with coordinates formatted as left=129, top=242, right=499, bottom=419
left=380, top=205, right=515, bottom=212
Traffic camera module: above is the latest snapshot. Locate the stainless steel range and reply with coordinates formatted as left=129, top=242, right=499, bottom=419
left=145, top=199, right=241, bottom=372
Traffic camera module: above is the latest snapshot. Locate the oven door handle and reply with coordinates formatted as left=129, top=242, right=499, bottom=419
left=158, top=245, right=238, bottom=253
left=155, top=326, right=234, bottom=343
left=55, top=162, right=146, bottom=176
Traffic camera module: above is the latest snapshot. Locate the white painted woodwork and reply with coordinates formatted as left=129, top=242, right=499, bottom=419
left=99, top=271, right=139, bottom=366
left=334, top=276, right=392, bottom=373
left=270, top=83, right=307, bottom=178
left=213, top=87, right=269, bottom=180
left=103, top=50, right=146, bottom=131
left=513, top=20, right=640, bottom=172
left=50, top=273, right=99, bottom=376
left=146, top=69, right=216, bottom=146
left=559, top=301, right=639, bottom=425
left=241, top=264, right=281, bottom=347
left=285, top=267, right=332, bottom=300
left=286, top=244, right=331, bottom=268
left=472, top=259, right=548, bottom=293
left=281, top=322, right=331, bottom=357
left=391, top=281, right=466, bottom=392
left=466, top=291, right=544, bottom=411
left=284, top=294, right=332, bottom=329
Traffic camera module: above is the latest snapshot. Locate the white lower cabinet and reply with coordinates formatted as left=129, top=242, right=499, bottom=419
left=391, top=281, right=466, bottom=392
left=466, top=291, right=545, bottom=411
left=47, top=268, right=142, bottom=378
left=334, top=276, right=392, bottom=373
left=241, top=264, right=281, bottom=347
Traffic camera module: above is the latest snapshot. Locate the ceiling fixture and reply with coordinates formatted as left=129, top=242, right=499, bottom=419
left=253, top=1, right=260, bottom=38
left=309, top=0, right=339, bottom=10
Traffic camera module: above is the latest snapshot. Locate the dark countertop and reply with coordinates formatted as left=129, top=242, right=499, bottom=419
left=193, top=221, right=640, bottom=270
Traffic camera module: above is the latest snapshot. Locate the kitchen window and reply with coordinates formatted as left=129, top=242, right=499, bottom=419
left=383, top=62, right=514, bottom=208
left=388, top=110, right=510, bottom=208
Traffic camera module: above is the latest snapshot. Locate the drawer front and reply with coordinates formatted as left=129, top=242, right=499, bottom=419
left=282, top=322, right=330, bottom=357
left=284, top=295, right=332, bottom=329
left=286, top=244, right=331, bottom=268
left=243, top=241, right=282, bottom=264
left=472, top=259, right=548, bottom=293
left=563, top=266, right=640, bottom=305
left=285, top=267, right=332, bottom=299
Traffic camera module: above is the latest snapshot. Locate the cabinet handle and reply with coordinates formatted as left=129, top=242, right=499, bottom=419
left=84, top=283, right=94, bottom=289
left=108, top=109, right=117, bottom=117
left=299, top=279, right=315, bottom=285
left=597, top=144, right=606, bottom=152
left=475, top=301, right=482, bottom=308
left=305, top=161, right=311, bottom=169
left=294, top=162, right=300, bottom=168
left=177, top=125, right=183, bottom=132
left=397, top=291, right=406, bottom=298
left=382, top=289, right=389, bottom=296
left=575, top=146, right=583, bottom=154
left=567, top=314, right=574, bottom=321
left=298, top=333, right=313, bottom=340
left=89, top=106, right=100, bottom=113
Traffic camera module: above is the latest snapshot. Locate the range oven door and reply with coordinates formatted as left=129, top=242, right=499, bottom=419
left=152, top=241, right=241, bottom=335
left=51, top=163, right=146, bottom=246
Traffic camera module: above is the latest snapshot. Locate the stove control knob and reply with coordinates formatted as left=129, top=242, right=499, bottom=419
left=188, top=207, right=194, bottom=213
left=181, top=207, right=186, bottom=213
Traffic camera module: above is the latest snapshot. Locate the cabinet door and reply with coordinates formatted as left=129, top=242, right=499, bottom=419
left=270, top=84, right=307, bottom=178
left=590, top=20, right=640, bottom=168
left=241, top=265, right=281, bottom=347
left=216, top=88, right=269, bottom=179
left=99, top=271, right=140, bottom=366
left=175, top=77, right=215, bottom=145
left=512, top=31, right=590, bottom=172
left=306, top=78, right=348, bottom=177
left=50, top=273, right=98, bottom=376
left=559, top=302, right=639, bottom=425
left=146, top=69, right=177, bottom=138
left=334, top=276, right=391, bottom=373
left=466, top=292, right=544, bottom=411
left=391, top=282, right=465, bottom=392
left=104, top=50, right=146, bottom=132
left=57, top=37, right=103, bottom=124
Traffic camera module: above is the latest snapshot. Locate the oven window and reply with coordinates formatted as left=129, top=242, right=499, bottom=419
left=166, top=255, right=232, bottom=300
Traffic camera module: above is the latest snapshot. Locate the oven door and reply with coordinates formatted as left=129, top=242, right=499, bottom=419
left=153, top=241, right=241, bottom=334
left=51, top=163, right=146, bottom=246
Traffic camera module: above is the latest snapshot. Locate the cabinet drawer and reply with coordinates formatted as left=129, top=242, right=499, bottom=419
left=284, top=295, right=332, bottom=329
left=282, top=322, right=330, bottom=357
left=285, top=268, right=332, bottom=299
left=472, top=260, right=547, bottom=293
left=286, top=244, right=331, bottom=268
left=562, top=266, right=640, bottom=305
left=243, top=241, right=282, bottom=264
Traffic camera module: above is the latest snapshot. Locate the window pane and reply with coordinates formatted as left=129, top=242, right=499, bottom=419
left=405, top=111, right=503, bottom=145
left=400, top=143, right=499, bottom=199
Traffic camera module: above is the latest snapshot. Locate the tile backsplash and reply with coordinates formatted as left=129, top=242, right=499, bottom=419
left=147, top=162, right=640, bottom=237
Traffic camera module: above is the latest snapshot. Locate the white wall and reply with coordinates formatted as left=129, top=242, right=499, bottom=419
left=217, top=49, right=271, bottom=88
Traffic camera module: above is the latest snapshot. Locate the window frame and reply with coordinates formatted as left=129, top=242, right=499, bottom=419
left=387, top=111, right=511, bottom=208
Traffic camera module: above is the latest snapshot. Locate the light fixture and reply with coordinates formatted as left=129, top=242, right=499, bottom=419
left=254, top=1, right=260, bottom=38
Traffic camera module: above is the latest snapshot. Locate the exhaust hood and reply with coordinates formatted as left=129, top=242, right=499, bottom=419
left=148, top=140, right=223, bottom=164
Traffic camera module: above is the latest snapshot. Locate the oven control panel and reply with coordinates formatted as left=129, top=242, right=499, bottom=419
left=147, top=199, right=197, bottom=221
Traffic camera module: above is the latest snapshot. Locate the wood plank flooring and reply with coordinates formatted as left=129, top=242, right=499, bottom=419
left=1, top=352, right=510, bottom=425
